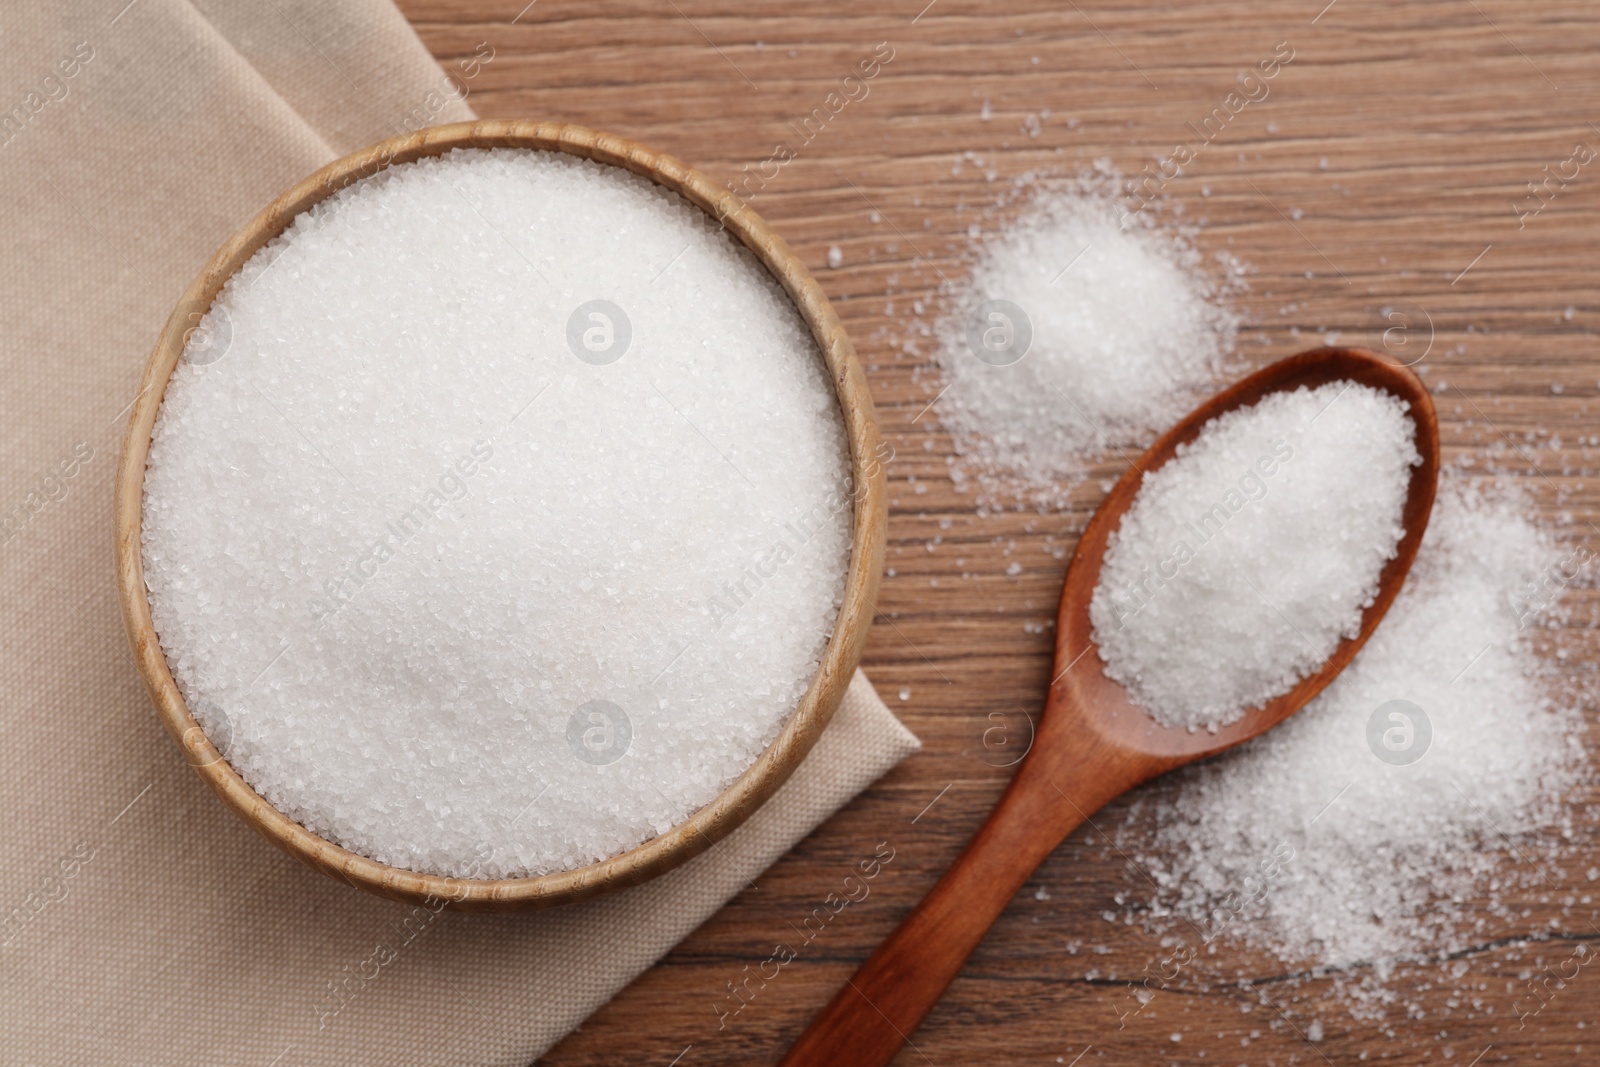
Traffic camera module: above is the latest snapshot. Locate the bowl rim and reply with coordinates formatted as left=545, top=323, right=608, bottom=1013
left=114, top=120, right=887, bottom=911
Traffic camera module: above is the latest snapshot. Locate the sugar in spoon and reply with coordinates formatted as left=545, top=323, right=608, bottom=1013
left=778, top=346, right=1440, bottom=1067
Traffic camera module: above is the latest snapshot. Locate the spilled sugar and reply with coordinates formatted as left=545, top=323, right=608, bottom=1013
left=142, top=148, right=853, bottom=879
left=1091, top=381, right=1419, bottom=730
left=1119, top=479, right=1588, bottom=984
left=935, top=174, right=1240, bottom=510
left=922, top=172, right=1592, bottom=1019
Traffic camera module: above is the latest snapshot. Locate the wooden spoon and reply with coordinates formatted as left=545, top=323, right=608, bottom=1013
left=778, top=347, right=1440, bottom=1067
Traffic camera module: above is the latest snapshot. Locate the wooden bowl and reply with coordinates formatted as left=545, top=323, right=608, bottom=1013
left=114, top=121, right=886, bottom=912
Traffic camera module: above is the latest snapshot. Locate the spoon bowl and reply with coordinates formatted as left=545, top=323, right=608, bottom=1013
left=1061, top=345, right=1441, bottom=765
left=779, top=346, right=1439, bottom=1067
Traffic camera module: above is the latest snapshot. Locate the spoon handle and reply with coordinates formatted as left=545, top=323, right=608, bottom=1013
left=778, top=742, right=1138, bottom=1067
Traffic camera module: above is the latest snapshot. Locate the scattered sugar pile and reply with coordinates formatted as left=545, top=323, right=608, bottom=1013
left=143, top=149, right=853, bottom=879
left=1119, top=479, right=1589, bottom=981
left=1091, top=382, right=1419, bottom=729
left=935, top=175, right=1240, bottom=509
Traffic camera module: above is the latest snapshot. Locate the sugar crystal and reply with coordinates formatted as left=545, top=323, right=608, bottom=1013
left=935, top=176, right=1239, bottom=509
left=142, top=149, right=853, bottom=879
left=1091, top=381, right=1419, bottom=729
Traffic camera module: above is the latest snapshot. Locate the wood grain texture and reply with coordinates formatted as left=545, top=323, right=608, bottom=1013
left=394, top=1, right=1600, bottom=1063
left=115, top=122, right=885, bottom=912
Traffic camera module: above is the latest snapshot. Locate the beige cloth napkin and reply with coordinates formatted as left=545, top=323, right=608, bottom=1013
left=0, top=1, right=919, bottom=1063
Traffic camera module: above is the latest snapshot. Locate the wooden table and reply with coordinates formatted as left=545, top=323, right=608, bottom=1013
left=397, top=2, right=1600, bottom=1063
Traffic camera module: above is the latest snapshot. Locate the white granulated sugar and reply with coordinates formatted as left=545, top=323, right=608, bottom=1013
left=1122, top=481, right=1587, bottom=976
left=936, top=176, right=1240, bottom=509
left=1090, top=382, right=1419, bottom=729
left=142, top=148, right=853, bottom=879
